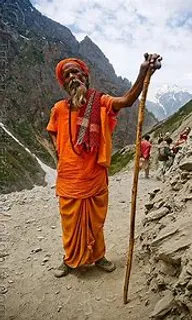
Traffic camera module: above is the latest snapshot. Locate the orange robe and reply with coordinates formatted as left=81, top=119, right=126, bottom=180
left=47, top=94, right=117, bottom=268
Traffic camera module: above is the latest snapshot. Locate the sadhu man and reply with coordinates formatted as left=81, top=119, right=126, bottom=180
left=47, top=53, right=162, bottom=277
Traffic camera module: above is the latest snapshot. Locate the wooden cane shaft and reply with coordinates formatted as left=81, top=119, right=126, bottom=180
left=123, top=70, right=152, bottom=304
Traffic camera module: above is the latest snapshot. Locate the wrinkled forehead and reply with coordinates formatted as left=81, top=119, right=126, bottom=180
left=62, top=62, right=82, bottom=73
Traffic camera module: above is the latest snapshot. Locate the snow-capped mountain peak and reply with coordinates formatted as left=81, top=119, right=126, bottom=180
left=147, top=84, right=192, bottom=120
left=156, top=84, right=187, bottom=98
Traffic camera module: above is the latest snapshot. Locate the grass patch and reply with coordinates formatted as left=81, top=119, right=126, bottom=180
left=9, top=120, right=55, bottom=168
left=109, top=147, right=134, bottom=175
left=0, top=130, right=45, bottom=193
left=148, top=99, right=192, bottom=138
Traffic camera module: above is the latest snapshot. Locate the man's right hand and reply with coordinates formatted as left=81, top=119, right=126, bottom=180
left=140, top=53, right=162, bottom=74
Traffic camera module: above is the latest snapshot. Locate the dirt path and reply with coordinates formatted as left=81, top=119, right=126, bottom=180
left=3, top=170, right=162, bottom=320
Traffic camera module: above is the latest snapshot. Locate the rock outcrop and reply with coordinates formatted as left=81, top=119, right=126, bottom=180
left=138, top=137, right=192, bottom=319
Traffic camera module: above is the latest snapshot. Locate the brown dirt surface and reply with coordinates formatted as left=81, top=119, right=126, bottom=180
left=3, top=170, right=162, bottom=320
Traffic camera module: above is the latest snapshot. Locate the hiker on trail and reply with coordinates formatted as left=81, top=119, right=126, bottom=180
left=158, top=132, right=163, bottom=144
left=158, top=131, right=170, bottom=144
left=164, top=131, right=171, bottom=139
left=46, top=53, right=162, bottom=277
left=139, top=134, right=152, bottom=178
left=172, top=126, right=191, bottom=154
left=156, top=137, right=174, bottom=181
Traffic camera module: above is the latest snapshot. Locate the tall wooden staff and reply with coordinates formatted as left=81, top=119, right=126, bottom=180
left=123, top=67, right=153, bottom=304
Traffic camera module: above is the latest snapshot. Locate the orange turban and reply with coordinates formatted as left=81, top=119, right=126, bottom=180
left=55, top=58, right=90, bottom=86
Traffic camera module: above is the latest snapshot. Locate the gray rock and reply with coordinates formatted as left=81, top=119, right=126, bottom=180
left=145, top=207, right=170, bottom=223
left=179, top=158, right=192, bottom=172
left=172, top=182, right=182, bottom=191
left=145, top=202, right=154, bottom=211
left=155, top=228, right=192, bottom=265
left=170, top=174, right=180, bottom=186
left=150, top=291, right=174, bottom=318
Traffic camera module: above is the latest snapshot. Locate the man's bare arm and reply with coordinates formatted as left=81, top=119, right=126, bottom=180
left=49, top=132, right=57, bottom=149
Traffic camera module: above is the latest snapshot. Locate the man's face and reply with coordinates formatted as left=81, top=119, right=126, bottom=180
left=62, top=63, right=88, bottom=108
left=63, top=63, right=87, bottom=94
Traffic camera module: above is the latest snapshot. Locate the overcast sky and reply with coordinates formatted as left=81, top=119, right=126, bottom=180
left=31, top=0, right=192, bottom=100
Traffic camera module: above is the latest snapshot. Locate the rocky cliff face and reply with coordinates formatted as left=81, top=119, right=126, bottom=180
left=138, top=137, right=192, bottom=319
left=0, top=0, right=156, bottom=193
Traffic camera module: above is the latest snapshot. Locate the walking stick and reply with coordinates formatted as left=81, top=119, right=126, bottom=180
left=123, top=68, right=153, bottom=304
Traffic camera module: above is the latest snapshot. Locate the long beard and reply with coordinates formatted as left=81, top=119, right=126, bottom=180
left=68, top=79, right=87, bottom=109
left=71, top=84, right=87, bottom=109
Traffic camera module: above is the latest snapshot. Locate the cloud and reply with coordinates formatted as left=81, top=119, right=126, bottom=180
left=32, top=0, right=192, bottom=99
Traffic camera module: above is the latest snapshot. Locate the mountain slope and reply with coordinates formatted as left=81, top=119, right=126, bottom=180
left=110, top=99, right=192, bottom=174
left=148, top=99, right=192, bottom=139
left=1, top=0, right=156, bottom=193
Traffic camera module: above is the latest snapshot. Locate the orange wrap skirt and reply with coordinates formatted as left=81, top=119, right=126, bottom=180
left=59, top=189, right=108, bottom=268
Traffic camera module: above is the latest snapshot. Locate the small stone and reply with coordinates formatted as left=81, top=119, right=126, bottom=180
left=37, top=228, right=42, bottom=232
left=66, top=284, right=72, bottom=290
left=26, top=219, right=35, bottom=224
left=95, top=296, right=101, bottom=301
left=0, top=253, right=9, bottom=258
left=1, top=287, right=8, bottom=294
left=138, top=294, right=143, bottom=301
left=3, top=206, right=11, bottom=211
left=31, top=248, right=42, bottom=253
left=8, top=280, right=14, bottom=284
left=43, top=258, right=49, bottom=263
left=47, top=267, right=53, bottom=271
left=14, top=226, right=21, bottom=229
left=1, top=212, right=11, bottom=217
left=37, top=236, right=44, bottom=240
left=51, top=226, right=56, bottom=229
left=172, top=182, right=182, bottom=191
left=55, top=291, right=60, bottom=295
left=145, top=203, right=154, bottom=211
left=145, top=299, right=150, bottom=306
left=57, top=306, right=62, bottom=312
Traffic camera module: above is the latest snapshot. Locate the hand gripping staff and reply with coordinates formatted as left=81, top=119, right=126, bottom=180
left=123, top=57, right=162, bottom=304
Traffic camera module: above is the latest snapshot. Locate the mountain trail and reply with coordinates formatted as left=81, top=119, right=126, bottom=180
left=2, top=170, right=162, bottom=320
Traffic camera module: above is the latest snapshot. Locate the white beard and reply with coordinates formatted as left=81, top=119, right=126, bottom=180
left=70, top=80, right=87, bottom=109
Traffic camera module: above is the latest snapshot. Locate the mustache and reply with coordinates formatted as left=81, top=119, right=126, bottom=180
left=69, top=79, right=84, bottom=91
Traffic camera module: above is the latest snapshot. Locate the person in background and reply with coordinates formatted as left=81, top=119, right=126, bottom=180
left=139, top=134, right=152, bottom=178
left=46, top=53, right=162, bottom=277
left=164, top=131, right=171, bottom=139
left=158, top=132, right=163, bottom=144
left=172, top=127, right=191, bottom=154
left=157, top=137, right=175, bottom=181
